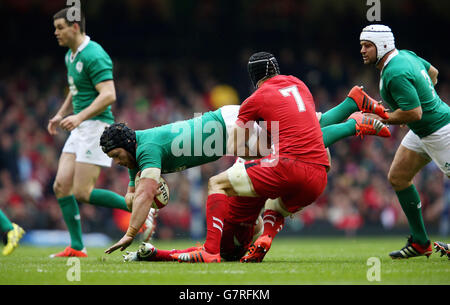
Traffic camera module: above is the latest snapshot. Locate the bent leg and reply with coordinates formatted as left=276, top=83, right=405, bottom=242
left=388, top=145, right=431, bottom=245
left=319, top=97, right=359, bottom=127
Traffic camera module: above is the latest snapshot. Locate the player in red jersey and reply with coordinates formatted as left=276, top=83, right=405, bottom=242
left=120, top=51, right=389, bottom=262
left=123, top=111, right=391, bottom=263
left=123, top=190, right=267, bottom=262
left=169, top=52, right=328, bottom=263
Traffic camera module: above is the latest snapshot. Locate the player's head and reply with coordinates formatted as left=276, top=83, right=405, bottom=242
left=100, top=123, right=137, bottom=169
left=360, top=24, right=395, bottom=65
left=53, top=7, right=86, bottom=47
left=248, top=52, right=280, bottom=88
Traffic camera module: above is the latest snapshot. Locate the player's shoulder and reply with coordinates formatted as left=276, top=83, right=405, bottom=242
left=385, top=50, right=422, bottom=79
left=383, top=51, right=412, bottom=77
left=135, top=131, right=163, bottom=159
left=263, top=74, right=306, bottom=90
left=80, top=40, right=111, bottom=61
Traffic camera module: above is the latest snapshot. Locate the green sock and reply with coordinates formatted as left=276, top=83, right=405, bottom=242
left=58, top=195, right=84, bottom=251
left=89, top=189, right=129, bottom=211
left=395, top=185, right=429, bottom=245
left=321, top=120, right=356, bottom=148
left=0, top=209, right=14, bottom=232
left=320, top=97, right=359, bottom=127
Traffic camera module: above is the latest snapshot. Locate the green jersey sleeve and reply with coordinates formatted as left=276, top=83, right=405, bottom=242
left=128, top=144, right=163, bottom=186
left=403, top=50, right=431, bottom=73
left=387, top=75, right=421, bottom=111
left=139, top=146, right=163, bottom=170
left=128, top=168, right=139, bottom=187
left=418, top=57, right=431, bottom=71
left=86, top=53, right=113, bottom=86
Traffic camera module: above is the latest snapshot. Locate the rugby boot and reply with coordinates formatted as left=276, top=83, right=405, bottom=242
left=240, top=235, right=273, bottom=263
left=348, top=86, right=389, bottom=120
left=171, top=248, right=221, bottom=263
left=2, top=223, right=25, bottom=256
left=349, top=112, right=391, bottom=138
left=389, top=236, right=432, bottom=259
left=433, top=241, right=450, bottom=259
left=50, top=246, right=88, bottom=258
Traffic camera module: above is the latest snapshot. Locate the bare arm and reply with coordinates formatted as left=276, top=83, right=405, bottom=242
left=127, top=177, right=159, bottom=234
left=77, top=80, right=116, bottom=121
left=124, top=185, right=136, bottom=211
left=381, top=106, right=422, bottom=125
left=105, top=168, right=161, bottom=254
left=60, top=80, right=116, bottom=131
left=428, top=65, right=438, bottom=86
left=47, top=92, right=73, bottom=135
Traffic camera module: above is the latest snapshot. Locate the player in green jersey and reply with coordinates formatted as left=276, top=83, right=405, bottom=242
left=102, top=97, right=391, bottom=254
left=360, top=24, right=450, bottom=259
left=48, top=7, right=151, bottom=257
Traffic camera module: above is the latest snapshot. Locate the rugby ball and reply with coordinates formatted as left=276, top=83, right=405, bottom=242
left=152, top=176, right=170, bottom=209
left=135, top=171, right=170, bottom=209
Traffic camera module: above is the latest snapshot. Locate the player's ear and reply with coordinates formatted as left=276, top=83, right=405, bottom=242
left=71, top=22, right=80, bottom=33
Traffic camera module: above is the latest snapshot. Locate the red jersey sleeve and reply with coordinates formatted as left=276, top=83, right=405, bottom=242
left=237, top=96, right=262, bottom=127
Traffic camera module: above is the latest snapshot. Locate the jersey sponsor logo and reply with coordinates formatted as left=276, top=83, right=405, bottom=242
left=76, top=61, right=83, bottom=73
left=68, top=76, right=78, bottom=96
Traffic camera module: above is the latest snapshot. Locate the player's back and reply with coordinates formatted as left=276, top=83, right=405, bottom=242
left=240, top=75, right=328, bottom=166
left=134, top=109, right=227, bottom=174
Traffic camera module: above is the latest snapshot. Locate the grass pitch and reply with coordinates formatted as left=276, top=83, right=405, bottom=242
left=1, top=236, right=449, bottom=285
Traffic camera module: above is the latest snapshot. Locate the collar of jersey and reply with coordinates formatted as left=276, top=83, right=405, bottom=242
left=70, top=35, right=91, bottom=63
left=380, top=49, right=399, bottom=74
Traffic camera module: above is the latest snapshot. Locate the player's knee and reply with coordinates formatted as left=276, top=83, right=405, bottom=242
left=208, top=175, right=221, bottom=193
left=387, top=170, right=409, bottom=190
left=72, top=187, right=91, bottom=203
left=53, top=180, right=71, bottom=198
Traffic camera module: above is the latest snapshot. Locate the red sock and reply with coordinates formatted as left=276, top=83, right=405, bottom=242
left=154, top=246, right=201, bottom=261
left=203, top=193, right=229, bottom=255
left=262, top=209, right=284, bottom=239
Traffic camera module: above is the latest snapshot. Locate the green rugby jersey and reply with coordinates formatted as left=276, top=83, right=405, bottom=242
left=65, top=36, right=114, bottom=124
left=128, top=109, right=227, bottom=186
left=380, top=49, right=450, bottom=138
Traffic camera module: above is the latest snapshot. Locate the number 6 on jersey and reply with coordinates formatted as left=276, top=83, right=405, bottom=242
left=279, top=85, right=305, bottom=112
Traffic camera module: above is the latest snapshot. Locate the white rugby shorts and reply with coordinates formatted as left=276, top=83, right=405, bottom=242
left=401, top=123, right=450, bottom=176
left=62, top=120, right=112, bottom=167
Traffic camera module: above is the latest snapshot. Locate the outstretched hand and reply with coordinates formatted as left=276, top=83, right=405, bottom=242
left=105, top=235, right=134, bottom=254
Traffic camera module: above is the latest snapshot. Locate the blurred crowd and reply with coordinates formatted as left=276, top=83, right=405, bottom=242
left=1, top=45, right=449, bottom=240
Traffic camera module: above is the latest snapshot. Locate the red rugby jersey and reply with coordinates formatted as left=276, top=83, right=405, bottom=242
left=237, top=75, right=328, bottom=166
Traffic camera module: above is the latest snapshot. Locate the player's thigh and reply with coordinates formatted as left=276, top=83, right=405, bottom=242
left=208, top=170, right=240, bottom=196
left=272, top=160, right=327, bottom=214
left=53, top=152, right=76, bottom=196
left=72, top=162, right=101, bottom=202
left=419, top=124, right=450, bottom=177
left=388, top=144, right=430, bottom=189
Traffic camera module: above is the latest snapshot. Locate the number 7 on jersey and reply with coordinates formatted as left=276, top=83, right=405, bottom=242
left=279, top=85, right=305, bottom=112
